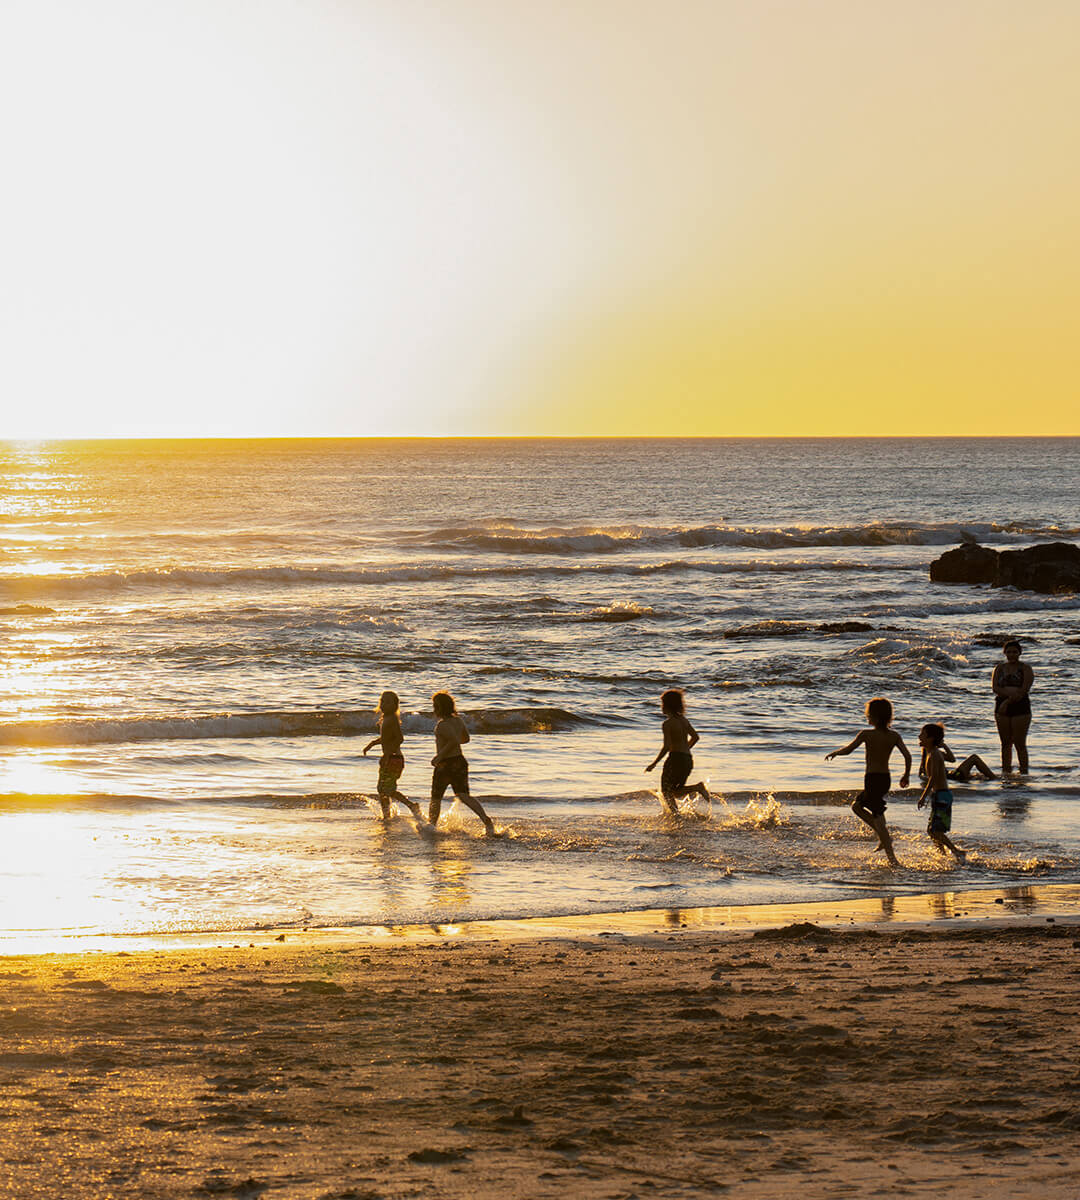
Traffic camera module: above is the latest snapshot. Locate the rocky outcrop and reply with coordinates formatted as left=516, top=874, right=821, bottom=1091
left=997, top=543, right=1080, bottom=593
left=930, top=541, right=1080, bottom=594
left=929, top=543, right=999, bottom=585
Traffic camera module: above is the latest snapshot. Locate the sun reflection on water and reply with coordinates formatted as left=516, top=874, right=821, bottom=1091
left=0, top=811, right=181, bottom=951
left=0, top=755, right=76, bottom=795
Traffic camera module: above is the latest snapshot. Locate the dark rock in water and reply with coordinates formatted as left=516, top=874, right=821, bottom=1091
left=996, top=542, right=1080, bottom=594
left=929, top=543, right=999, bottom=585
left=929, top=541, right=1080, bottom=594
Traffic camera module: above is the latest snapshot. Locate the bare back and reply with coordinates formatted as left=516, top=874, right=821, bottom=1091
left=663, top=714, right=695, bottom=755
left=434, top=715, right=470, bottom=762
left=862, top=726, right=903, bottom=773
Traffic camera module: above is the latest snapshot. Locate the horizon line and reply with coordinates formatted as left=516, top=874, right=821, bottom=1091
left=3, top=434, right=1079, bottom=443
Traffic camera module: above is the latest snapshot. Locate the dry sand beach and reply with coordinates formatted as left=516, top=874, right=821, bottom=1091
left=3, top=903, right=1079, bottom=1199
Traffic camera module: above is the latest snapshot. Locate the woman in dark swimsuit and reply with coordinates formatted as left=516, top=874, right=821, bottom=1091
left=992, top=639, right=1033, bottom=773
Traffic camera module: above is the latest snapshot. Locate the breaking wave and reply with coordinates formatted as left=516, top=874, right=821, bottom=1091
left=0, top=558, right=913, bottom=601
left=420, top=520, right=1076, bottom=555
left=579, top=601, right=654, bottom=623
left=846, top=637, right=970, bottom=674
left=0, top=706, right=595, bottom=748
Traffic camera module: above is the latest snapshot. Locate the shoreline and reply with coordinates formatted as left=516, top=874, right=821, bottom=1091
left=6, top=880, right=1080, bottom=958
left=3, top=909, right=1078, bottom=1197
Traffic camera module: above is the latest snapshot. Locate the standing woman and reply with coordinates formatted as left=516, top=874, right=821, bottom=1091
left=993, top=639, right=1033, bottom=773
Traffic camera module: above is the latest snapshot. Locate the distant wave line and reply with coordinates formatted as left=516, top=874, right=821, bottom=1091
left=0, top=557, right=919, bottom=601
left=0, top=706, right=596, bottom=748
left=419, top=520, right=1078, bottom=555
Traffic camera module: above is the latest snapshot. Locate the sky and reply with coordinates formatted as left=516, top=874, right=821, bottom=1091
left=1, top=0, right=1078, bottom=437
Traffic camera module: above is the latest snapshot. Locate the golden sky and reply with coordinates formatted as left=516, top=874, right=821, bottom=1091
left=2, top=1, right=1078, bottom=436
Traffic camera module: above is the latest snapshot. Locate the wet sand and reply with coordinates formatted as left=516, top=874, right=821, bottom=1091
left=3, top=917, right=1079, bottom=1198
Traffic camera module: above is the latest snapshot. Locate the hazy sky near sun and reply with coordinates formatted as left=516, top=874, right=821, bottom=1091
left=2, top=1, right=1078, bottom=437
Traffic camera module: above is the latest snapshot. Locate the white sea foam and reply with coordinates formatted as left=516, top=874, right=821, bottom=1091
left=0, top=706, right=595, bottom=748
left=421, top=519, right=1078, bottom=554
left=0, top=557, right=911, bottom=600
left=846, top=637, right=969, bottom=673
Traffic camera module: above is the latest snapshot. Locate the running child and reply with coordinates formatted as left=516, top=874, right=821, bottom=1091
left=428, top=691, right=497, bottom=836
left=362, top=691, right=424, bottom=821
left=645, top=688, right=710, bottom=814
left=825, top=697, right=911, bottom=866
left=917, top=723, right=967, bottom=861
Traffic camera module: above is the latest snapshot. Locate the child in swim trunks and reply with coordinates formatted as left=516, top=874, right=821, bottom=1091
left=917, top=723, right=966, bottom=861
left=645, top=688, right=711, bottom=814
left=363, top=690, right=424, bottom=821
left=825, top=697, right=911, bottom=867
left=428, top=691, right=497, bottom=836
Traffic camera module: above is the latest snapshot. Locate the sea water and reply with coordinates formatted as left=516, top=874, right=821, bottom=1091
left=1, top=438, right=1078, bottom=946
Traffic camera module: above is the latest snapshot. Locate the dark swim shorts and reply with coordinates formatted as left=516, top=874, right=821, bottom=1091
left=995, top=696, right=1032, bottom=718
left=661, top=751, right=693, bottom=798
left=856, top=772, right=891, bottom=817
left=377, top=752, right=404, bottom=795
left=431, top=755, right=469, bottom=801
left=928, top=789, right=953, bottom=835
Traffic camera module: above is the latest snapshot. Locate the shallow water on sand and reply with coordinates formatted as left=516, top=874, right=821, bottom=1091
left=2, top=438, right=1079, bottom=941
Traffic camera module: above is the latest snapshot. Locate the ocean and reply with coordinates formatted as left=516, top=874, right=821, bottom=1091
left=2, top=437, right=1078, bottom=948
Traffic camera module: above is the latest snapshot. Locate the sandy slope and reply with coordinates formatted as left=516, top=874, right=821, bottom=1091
left=2, top=921, right=1079, bottom=1198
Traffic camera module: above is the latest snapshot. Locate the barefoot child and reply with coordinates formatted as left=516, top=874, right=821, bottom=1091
left=825, top=697, right=911, bottom=866
left=428, top=691, right=497, bottom=836
left=645, top=688, right=711, bottom=814
left=917, top=723, right=967, bottom=861
left=362, top=691, right=424, bottom=821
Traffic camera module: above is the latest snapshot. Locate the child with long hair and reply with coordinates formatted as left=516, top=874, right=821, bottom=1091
left=363, top=691, right=423, bottom=821
left=645, top=688, right=710, bottom=814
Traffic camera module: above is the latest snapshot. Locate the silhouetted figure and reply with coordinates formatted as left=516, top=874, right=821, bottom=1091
left=826, top=697, right=911, bottom=867
left=919, top=740, right=995, bottom=784
left=645, top=688, right=710, bottom=814
left=428, top=691, right=496, bottom=836
left=917, top=723, right=967, bottom=861
left=993, top=639, right=1033, bottom=773
left=363, top=690, right=424, bottom=821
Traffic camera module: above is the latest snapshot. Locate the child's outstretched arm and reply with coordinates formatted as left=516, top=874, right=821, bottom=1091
left=645, top=745, right=667, bottom=773
left=825, top=732, right=864, bottom=761
left=362, top=735, right=381, bottom=756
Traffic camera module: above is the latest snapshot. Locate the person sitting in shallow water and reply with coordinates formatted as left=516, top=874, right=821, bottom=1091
left=918, top=739, right=995, bottom=784
left=645, top=688, right=710, bottom=814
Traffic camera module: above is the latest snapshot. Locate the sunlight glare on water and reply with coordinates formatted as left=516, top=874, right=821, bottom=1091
left=1, top=438, right=1079, bottom=942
